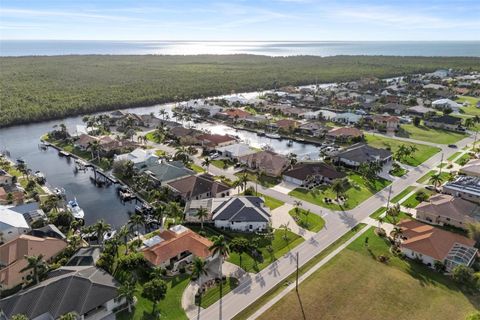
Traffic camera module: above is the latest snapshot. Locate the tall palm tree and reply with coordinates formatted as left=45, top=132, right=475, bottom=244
left=192, top=257, right=209, bottom=320
left=129, top=213, right=145, bottom=240
left=119, top=280, right=137, bottom=313
left=118, top=224, right=131, bottom=254
left=208, top=235, right=230, bottom=320
left=20, top=255, right=45, bottom=285
left=279, top=222, right=291, bottom=241
left=238, top=174, right=249, bottom=193
left=201, top=157, right=211, bottom=172
left=331, top=178, right=349, bottom=201
left=196, top=206, right=209, bottom=230
left=293, top=200, right=303, bottom=217
left=428, top=173, right=444, bottom=188
left=94, top=219, right=111, bottom=248
left=87, top=140, right=101, bottom=160
left=166, top=201, right=183, bottom=223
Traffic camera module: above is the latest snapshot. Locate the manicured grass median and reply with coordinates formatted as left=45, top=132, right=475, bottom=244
left=258, top=228, right=479, bottom=320
left=417, top=170, right=450, bottom=184
left=365, top=133, right=440, bottom=166
left=455, top=153, right=472, bottom=166
left=369, top=207, right=386, bottom=219
left=399, top=124, right=467, bottom=145
left=448, top=151, right=461, bottom=161
left=227, top=230, right=304, bottom=273
left=288, top=208, right=325, bottom=232
left=289, top=174, right=391, bottom=210
left=390, top=186, right=416, bottom=204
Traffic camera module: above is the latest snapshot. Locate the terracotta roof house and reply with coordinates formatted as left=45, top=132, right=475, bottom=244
left=424, top=115, right=464, bottom=132
left=238, top=150, right=289, bottom=177
left=416, top=194, right=480, bottom=230
left=334, top=143, right=392, bottom=168
left=372, top=114, right=400, bottom=131
left=167, top=174, right=231, bottom=201
left=297, top=122, right=328, bottom=137
left=270, top=119, right=299, bottom=131
left=0, top=266, right=123, bottom=320
left=283, top=162, right=346, bottom=188
left=397, top=220, right=477, bottom=272
left=326, top=127, right=364, bottom=142
left=0, top=186, right=24, bottom=206
left=196, top=134, right=237, bottom=149
left=141, top=225, right=213, bottom=270
left=218, top=108, right=251, bottom=120
left=0, top=206, right=30, bottom=243
left=74, top=134, right=97, bottom=150
left=0, top=234, right=67, bottom=289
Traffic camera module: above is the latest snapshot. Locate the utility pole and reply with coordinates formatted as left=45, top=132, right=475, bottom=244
left=439, top=152, right=444, bottom=175
left=296, top=251, right=299, bottom=291
left=386, top=185, right=393, bottom=211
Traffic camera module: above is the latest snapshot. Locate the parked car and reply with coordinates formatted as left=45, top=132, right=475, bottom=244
left=448, top=144, right=458, bottom=148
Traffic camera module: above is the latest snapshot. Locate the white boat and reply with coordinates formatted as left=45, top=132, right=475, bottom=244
left=67, top=198, right=85, bottom=219
left=34, top=171, right=46, bottom=184
left=104, top=230, right=117, bottom=241
left=53, top=187, right=66, bottom=198
left=265, top=133, right=281, bottom=139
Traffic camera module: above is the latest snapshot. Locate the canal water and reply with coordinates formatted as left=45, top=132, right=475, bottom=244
left=0, top=92, right=322, bottom=228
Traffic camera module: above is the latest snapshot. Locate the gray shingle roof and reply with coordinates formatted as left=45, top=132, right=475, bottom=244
left=336, top=143, right=392, bottom=164
left=213, top=197, right=270, bottom=223
left=0, top=266, right=119, bottom=319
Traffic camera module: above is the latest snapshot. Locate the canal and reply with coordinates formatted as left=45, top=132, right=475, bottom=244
left=0, top=92, right=323, bottom=228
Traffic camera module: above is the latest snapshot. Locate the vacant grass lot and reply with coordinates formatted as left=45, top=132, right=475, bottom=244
left=288, top=208, right=325, bottom=232
left=227, top=230, right=304, bottom=273
left=289, top=174, right=391, bottom=210
left=399, top=124, right=467, bottom=145
left=456, top=96, right=480, bottom=116
left=365, top=133, right=440, bottom=166
left=390, top=186, right=416, bottom=203
left=258, top=228, right=479, bottom=320
left=235, top=171, right=281, bottom=188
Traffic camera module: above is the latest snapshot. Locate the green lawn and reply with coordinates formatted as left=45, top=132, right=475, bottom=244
left=402, top=188, right=435, bottom=208
left=232, top=224, right=367, bottom=320
left=365, top=133, right=440, bottom=166
left=398, top=124, right=467, bottom=145
left=211, top=159, right=234, bottom=169
left=447, top=152, right=461, bottom=161
left=289, top=174, right=391, bottom=210
left=382, top=211, right=412, bottom=224
left=235, top=171, right=281, bottom=188
left=455, top=153, right=472, bottom=166
left=456, top=96, right=480, bottom=116
left=117, top=275, right=189, bottom=320
left=389, top=166, right=407, bottom=177
left=255, top=193, right=284, bottom=210
left=390, top=186, right=416, bottom=204
left=369, top=207, right=387, bottom=219
left=417, top=170, right=450, bottom=184
left=288, top=208, right=325, bottom=232
left=155, top=149, right=167, bottom=157
left=197, top=277, right=239, bottom=308
left=188, top=163, right=205, bottom=173
left=258, top=228, right=479, bottom=320
left=227, top=230, right=304, bottom=273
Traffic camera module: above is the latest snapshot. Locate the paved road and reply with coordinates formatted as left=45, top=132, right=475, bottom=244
left=196, top=133, right=474, bottom=320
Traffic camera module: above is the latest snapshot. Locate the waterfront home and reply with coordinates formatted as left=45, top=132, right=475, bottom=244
left=443, top=175, right=480, bottom=204
left=217, top=108, right=251, bottom=121
left=169, top=126, right=201, bottom=145
left=0, top=232, right=67, bottom=289
left=75, top=133, right=98, bottom=150
left=269, top=119, right=299, bottom=132
left=432, top=98, right=461, bottom=113
left=371, top=114, right=400, bottom=131
left=281, top=107, right=310, bottom=119
left=406, top=105, right=436, bottom=117
left=141, top=225, right=213, bottom=271
left=185, top=196, right=271, bottom=232
left=424, top=115, right=464, bottom=132
left=326, top=127, right=364, bottom=142
left=297, top=122, right=328, bottom=137
left=114, top=148, right=159, bottom=169
left=0, top=206, right=30, bottom=243
left=381, top=103, right=408, bottom=115
left=332, top=112, right=362, bottom=125
left=10, top=202, right=46, bottom=225
left=283, top=162, right=346, bottom=188
left=396, top=220, right=477, bottom=272
left=0, top=266, right=124, bottom=320
left=216, top=143, right=258, bottom=161
left=318, top=110, right=338, bottom=121
left=167, top=174, right=231, bottom=201
left=416, top=194, right=480, bottom=230
left=141, top=160, right=194, bottom=186
left=181, top=99, right=223, bottom=117
left=0, top=170, right=13, bottom=187
left=238, top=150, right=289, bottom=177
left=0, top=186, right=24, bottom=205
left=334, top=143, right=392, bottom=168
left=196, top=133, right=237, bottom=150
left=243, top=114, right=268, bottom=127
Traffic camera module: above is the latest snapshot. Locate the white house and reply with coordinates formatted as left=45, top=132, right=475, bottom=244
left=216, top=143, right=258, bottom=161
left=0, top=206, right=30, bottom=243
left=432, top=99, right=461, bottom=113
left=332, top=112, right=362, bottom=124
left=113, top=148, right=159, bottom=169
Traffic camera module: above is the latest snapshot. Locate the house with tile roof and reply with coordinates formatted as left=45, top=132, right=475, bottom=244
left=396, top=220, right=477, bottom=272
left=0, top=234, right=67, bottom=290
left=238, top=150, right=289, bottom=177
left=185, top=196, right=271, bottom=232
left=167, top=174, right=232, bottom=201
left=283, top=162, right=346, bottom=188
left=141, top=225, right=213, bottom=270
left=416, top=194, right=480, bottom=230
left=196, top=134, right=237, bottom=149
left=326, top=127, right=364, bottom=142
left=0, top=266, right=123, bottom=320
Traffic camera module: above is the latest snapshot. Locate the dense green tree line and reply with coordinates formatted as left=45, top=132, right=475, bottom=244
left=1, top=54, right=480, bottom=127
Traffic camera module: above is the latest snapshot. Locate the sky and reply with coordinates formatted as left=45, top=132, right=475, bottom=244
left=1, top=0, right=479, bottom=41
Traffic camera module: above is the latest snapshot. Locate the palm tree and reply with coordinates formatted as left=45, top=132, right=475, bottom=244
left=201, top=157, right=211, bottom=172
left=129, top=213, right=145, bottom=240
left=119, top=280, right=137, bottom=313
left=93, top=219, right=111, bottom=248
left=331, top=178, right=349, bottom=201
left=390, top=226, right=403, bottom=242
left=293, top=200, right=303, bottom=217
left=87, top=140, right=101, bottom=160
left=428, top=173, right=444, bottom=188
left=386, top=203, right=401, bottom=225
left=208, top=235, right=230, bottom=320
left=287, top=152, right=297, bottom=167
left=20, top=255, right=45, bottom=285
left=279, top=222, right=291, bottom=241
left=196, top=206, right=209, bottom=229
left=238, top=174, right=249, bottom=193
left=229, top=237, right=250, bottom=268
left=192, top=257, right=209, bottom=320
left=166, top=201, right=183, bottom=223
left=58, top=312, right=79, bottom=320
